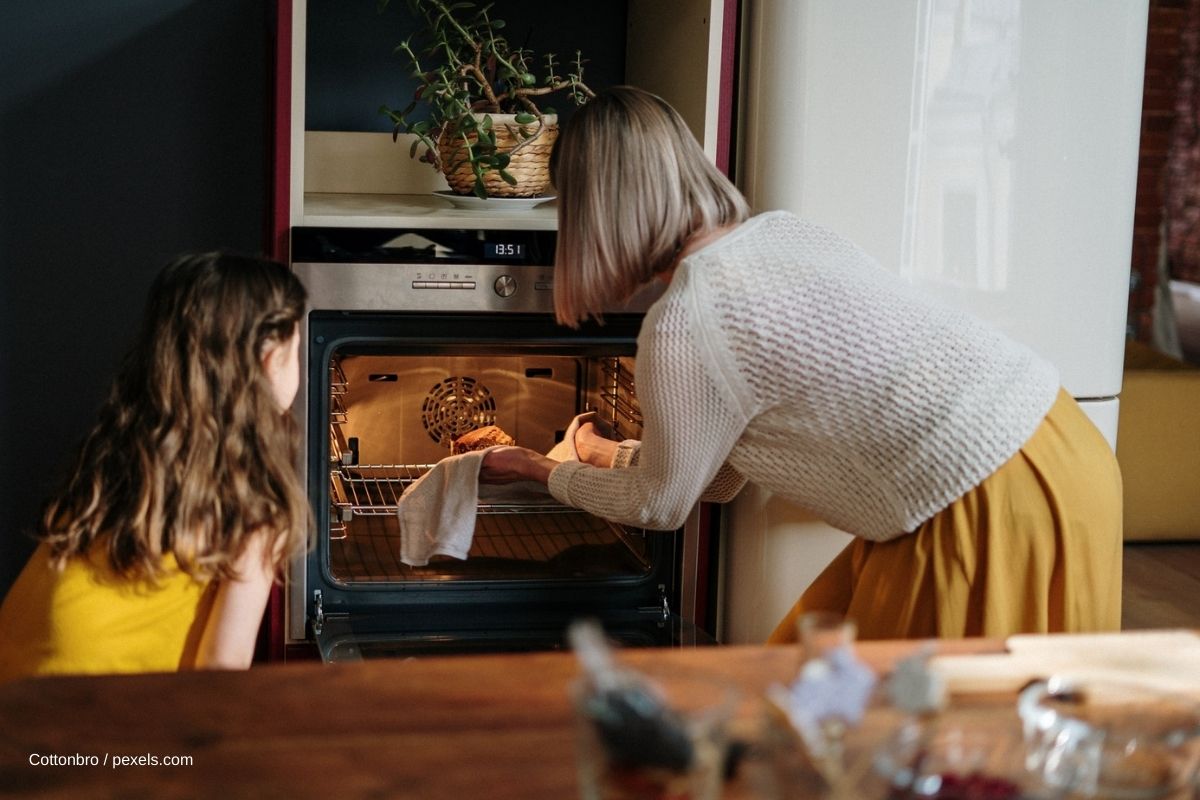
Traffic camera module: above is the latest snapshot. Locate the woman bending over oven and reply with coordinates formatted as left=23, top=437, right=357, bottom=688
left=479, top=85, right=1122, bottom=642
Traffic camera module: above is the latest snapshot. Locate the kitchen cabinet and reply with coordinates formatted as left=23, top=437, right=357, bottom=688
left=272, top=0, right=738, bottom=246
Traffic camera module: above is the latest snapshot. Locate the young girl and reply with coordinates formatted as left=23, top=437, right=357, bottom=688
left=0, top=252, right=309, bottom=680
left=480, top=86, right=1123, bottom=641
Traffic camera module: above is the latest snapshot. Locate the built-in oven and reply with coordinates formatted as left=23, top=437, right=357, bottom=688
left=286, top=226, right=717, bottom=661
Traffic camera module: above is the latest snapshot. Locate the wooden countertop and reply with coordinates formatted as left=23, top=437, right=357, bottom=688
left=0, top=638, right=1010, bottom=799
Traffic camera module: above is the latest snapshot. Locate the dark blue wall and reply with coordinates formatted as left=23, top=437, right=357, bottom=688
left=0, top=1, right=271, bottom=598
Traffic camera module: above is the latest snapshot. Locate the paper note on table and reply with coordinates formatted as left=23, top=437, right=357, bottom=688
left=930, top=629, right=1200, bottom=696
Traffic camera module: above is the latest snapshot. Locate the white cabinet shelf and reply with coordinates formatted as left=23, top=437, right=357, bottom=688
left=302, top=193, right=557, bottom=230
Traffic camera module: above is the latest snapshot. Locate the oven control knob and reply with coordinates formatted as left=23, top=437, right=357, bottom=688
left=494, top=275, right=517, bottom=298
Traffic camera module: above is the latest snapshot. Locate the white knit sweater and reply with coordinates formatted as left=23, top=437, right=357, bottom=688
left=548, top=211, right=1061, bottom=540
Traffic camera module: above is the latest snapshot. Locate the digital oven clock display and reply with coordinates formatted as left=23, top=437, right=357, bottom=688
left=485, top=242, right=526, bottom=260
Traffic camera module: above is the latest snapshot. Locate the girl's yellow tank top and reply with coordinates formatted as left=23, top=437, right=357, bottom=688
left=0, top=542, right=216, bottom=683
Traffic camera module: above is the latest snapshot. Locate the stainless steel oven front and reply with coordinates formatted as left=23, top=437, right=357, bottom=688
left=286, top=226, right=712, bottom=660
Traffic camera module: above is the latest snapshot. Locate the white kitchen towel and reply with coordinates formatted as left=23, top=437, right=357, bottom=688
left=397, top=412, right=599, bottom=567
left=397, top=448, right=492, bottom=567
left=545, top=410, right=595, bottom=462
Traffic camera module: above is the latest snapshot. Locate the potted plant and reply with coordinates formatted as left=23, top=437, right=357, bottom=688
left=379, top=0, right=595, bottom=199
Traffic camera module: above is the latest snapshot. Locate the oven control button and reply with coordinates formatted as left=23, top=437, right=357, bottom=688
left=435, top=281, right=452, bottom=289
left=534, top=281, right=552, bottom=291
left=494, top=275, right=517, bottom=297
left=412, top=280, right=431, bottom=289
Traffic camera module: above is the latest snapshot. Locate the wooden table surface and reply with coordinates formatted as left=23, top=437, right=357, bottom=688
left=0, top=639, right=1012, bottom=799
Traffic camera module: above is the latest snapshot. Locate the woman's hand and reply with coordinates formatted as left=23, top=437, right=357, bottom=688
left=574, top=422, right=619, bottom=468
left=479, top=446, right=559, bottom=485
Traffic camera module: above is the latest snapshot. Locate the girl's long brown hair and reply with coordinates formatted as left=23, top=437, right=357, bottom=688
left=39, top=252, right=310, bottom=582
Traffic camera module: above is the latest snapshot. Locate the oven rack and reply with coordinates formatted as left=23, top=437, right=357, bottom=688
left=328, top=505, right=652, bottom=581
left=329, top=463, right=575, bottom=518
left=329, top=361, right=348, bottom=426
left=597, top=358, right=642, bottom=439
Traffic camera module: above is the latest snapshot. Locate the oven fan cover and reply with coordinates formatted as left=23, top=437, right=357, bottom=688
left=421, top=376, right=498, bottom=446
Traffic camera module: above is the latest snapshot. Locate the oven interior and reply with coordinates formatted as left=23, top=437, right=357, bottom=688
left=324, top=349, right=649, bottom=586
left=303, top=321, right=706, bottom=656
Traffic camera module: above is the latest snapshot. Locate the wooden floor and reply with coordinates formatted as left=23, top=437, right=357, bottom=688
left=1121, top=541, right=1200, bottom=629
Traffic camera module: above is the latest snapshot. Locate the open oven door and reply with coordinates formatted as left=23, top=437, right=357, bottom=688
left=311, top=603, right=716, bottom=662
left=305, top=510, right=718, bottom=662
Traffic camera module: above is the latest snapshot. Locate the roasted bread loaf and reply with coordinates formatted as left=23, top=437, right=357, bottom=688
left=450, top=425, right=515, bottom=454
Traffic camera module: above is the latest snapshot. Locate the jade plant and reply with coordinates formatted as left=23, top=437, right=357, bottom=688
left=379, top=0, right=595, bottom=198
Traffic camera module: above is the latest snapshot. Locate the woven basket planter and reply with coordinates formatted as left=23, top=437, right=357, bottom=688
left=438, top=114, right=558, bottom=198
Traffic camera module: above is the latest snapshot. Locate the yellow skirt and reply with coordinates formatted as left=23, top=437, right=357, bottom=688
left=768, top=389, right=1123, bottom=643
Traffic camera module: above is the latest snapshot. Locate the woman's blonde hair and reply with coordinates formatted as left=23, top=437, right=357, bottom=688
left=39, top=252, right=310, bottom=582
left=550, top=85, right=749, bottom=327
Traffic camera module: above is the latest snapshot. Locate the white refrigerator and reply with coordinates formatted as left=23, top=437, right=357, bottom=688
left=721, top=0, right=1148, bottom=643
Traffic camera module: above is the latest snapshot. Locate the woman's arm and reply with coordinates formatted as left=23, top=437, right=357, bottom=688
left=483, top=293, right=754, bottom=528
left=700, top=463, right=748, bottom=503
left=575, top=423, right=747, bottom=502
left=546, top=303, right=753, bottom=529
left=193, top=533, right=275, bottom=670
left=479, top=447, right=558, bottom=484
left=480, top=420, right=626, bottom=481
